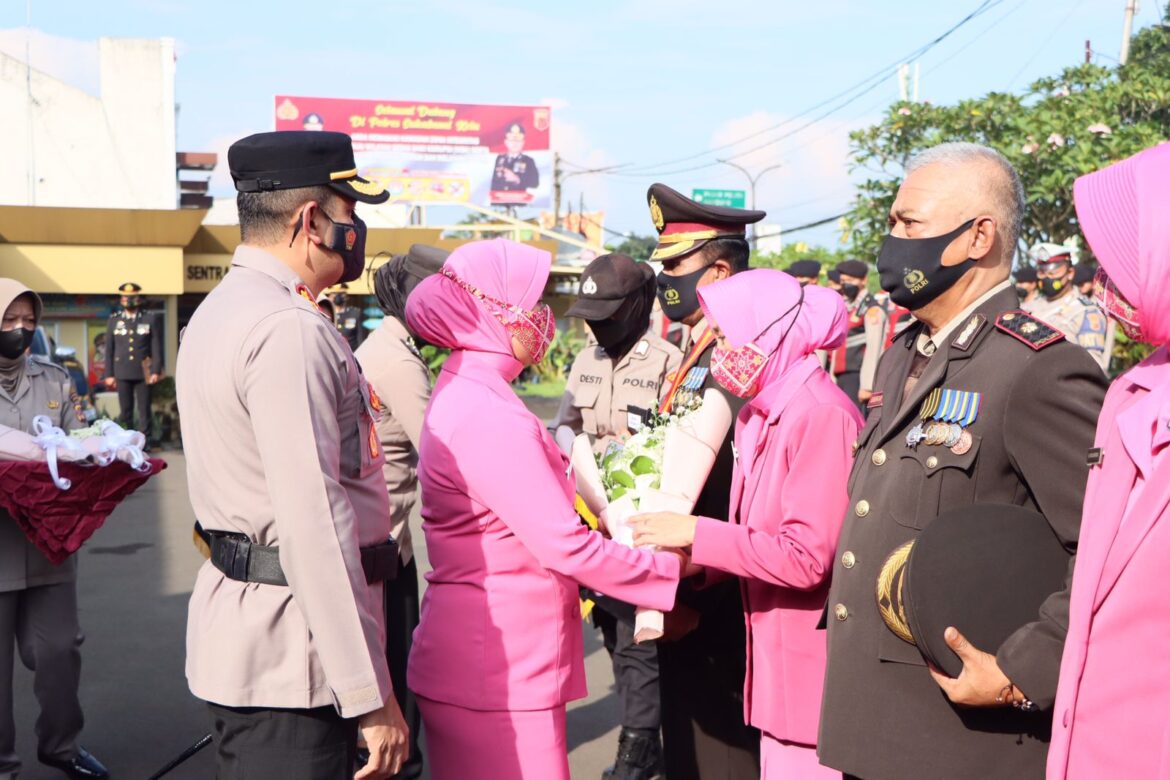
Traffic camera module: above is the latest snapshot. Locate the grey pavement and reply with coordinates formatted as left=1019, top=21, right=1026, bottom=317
left=10, top=448, right=622, bottom=779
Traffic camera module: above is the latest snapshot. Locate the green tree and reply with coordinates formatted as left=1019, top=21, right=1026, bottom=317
left=607, top=233, right=659, bottom=262
left=751, top=241, right=851, bottom=273
left=843, top=7, right=1170, bottom=262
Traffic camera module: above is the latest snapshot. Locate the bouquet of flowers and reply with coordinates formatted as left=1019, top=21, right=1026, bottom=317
left=0, top=417, right=164, bottom=564
left=572, top=391, right=733, bottom=642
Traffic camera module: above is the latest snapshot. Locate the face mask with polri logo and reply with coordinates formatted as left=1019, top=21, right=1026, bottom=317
left=876, top=218, right=977, bottom=310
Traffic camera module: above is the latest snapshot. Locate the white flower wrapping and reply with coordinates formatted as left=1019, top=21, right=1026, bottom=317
left=17, top=417, right=153, bottom=490
left=572, top=389, right=733, bottom=642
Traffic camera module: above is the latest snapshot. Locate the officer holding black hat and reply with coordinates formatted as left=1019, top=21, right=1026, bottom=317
left=818, top=142, right=1107, bottom=780
left=647, top=183, right=764, bottom=780
left=786, top=259, right=822, bottom=286
left=551, top=252, right=681, bottom=780
left=102, top=282, right=164, bottom=441
left=830, top=260, right=890, bottom=408
left=177, top=131, right=409, bottom=779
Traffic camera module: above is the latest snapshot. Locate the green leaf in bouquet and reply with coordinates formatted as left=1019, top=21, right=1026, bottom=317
left=630, top=455, right=657, bottom=476
left=611, top=470, right=635, bottom=488
left=610, top=485, right=628, bottom=500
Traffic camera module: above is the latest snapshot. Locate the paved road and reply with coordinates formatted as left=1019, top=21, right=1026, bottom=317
left=9, top=449, right=622, bottom=779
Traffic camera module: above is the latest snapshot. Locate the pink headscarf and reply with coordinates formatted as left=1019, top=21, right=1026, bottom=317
left=1074, top=141, right=1170, bottom=346
left=698, top=269, right=848, bottom=406
left=698, top=269, right=849, bottom=477
left=405, top=239, right=552, bottom=380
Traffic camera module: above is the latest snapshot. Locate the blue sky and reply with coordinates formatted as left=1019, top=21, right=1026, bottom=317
left=0, top=0, right=1162, bottom=248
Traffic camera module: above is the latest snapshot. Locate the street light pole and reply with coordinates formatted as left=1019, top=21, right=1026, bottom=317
left=716, top=159, right=782, bottom=251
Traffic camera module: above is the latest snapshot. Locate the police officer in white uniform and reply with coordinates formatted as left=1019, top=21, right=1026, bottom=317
left=1022, top=243, right=1111, bottom=372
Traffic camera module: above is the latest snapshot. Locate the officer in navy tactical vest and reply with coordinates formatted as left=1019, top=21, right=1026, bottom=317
left=648, top=183, right=764, bottom=780
left=102, top=282, right=164, bottom=441
left=830, top=260, right=889, bottom=409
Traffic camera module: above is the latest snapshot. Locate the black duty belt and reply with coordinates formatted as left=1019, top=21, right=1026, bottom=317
left=195, top=523, right=398, bottom=587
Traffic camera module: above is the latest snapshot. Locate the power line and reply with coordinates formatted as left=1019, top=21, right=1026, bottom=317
left=755, top=212, right=850, bottom=240
left=602, top=0, right=1004, bottom=178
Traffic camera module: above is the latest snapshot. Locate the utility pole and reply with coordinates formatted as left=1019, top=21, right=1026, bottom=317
left=552, top=152, right=562, bottom=229
left=1085, top=39, right=1092, bottom=64
left=1120, top=0, right=1137, bottom=65
left=716, top=159, right=782, bottom=251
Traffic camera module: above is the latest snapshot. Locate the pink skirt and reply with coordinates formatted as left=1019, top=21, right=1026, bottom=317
left=761, top=733, right=840, bottom=779
left=417, top=695, right=570, bottom=780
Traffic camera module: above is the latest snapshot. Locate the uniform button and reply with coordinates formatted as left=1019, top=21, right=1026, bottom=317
left=855, top=500, right=870, bottom=518
left=851, top=440, right=859, bottom=455
left=842, top=551, right=856, bottom=569
left=926, top=456, right=939, bottom=469
left=834, top=604, right=849, bottom=621
left=871, top=449, right=887, bottom=466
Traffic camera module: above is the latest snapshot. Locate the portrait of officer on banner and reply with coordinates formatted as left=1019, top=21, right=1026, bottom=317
left=490, top=122, right=540, bottom=206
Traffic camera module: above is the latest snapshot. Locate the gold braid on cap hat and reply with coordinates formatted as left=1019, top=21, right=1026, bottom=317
left=876, top=541, right=916, bottom=645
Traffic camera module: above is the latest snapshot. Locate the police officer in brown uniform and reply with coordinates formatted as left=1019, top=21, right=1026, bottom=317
left=552, top=252, right=681, bottom=780
left=817, top=143, right=1107, bottom=780
left=647, top=183, right=764, bottom=780
left=355, top=243, right=449, bottom=780
left=830, top=260, right=889, bottom=408
left=0, top=279, right=108, bottom=780
left=102, top=282, right=163, bottom=439
left=178, top=131, right=409, bottom=779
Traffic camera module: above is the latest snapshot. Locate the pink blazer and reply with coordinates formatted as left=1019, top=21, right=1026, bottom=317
left=691, top=366, right=861, bottom=745
left=1049, top=350, right=1170, bottom=779
left=407, top=352, right=680, bottom=712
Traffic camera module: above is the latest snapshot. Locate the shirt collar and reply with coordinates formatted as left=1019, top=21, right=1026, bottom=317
left=916, top=281, right=1011, bottom=357
left=231, top=245, right=306, bottom=289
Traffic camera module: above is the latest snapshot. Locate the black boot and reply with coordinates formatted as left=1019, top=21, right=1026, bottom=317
left=38, top=747, right=110, bottom=779
left=601, top=727, right=662, bottom=780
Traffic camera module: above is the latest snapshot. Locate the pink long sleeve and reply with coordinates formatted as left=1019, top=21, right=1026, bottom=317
left=691, top=403, right=857, bottom=590
left=452, top=414, right=680, bottom=611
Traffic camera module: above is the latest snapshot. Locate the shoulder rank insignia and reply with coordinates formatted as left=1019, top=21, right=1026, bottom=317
left=951, top=314, right=986, bottom=352
left=294, top=284, right=328, bottom=319
left=995, top=311, right=1063, bottom=350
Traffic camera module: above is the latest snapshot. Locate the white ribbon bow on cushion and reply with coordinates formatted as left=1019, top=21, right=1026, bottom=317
left=31, top=416, right=88, bottom=490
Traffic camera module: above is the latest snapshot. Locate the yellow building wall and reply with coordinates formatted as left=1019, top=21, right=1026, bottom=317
left=0, top=244, right=184, bottom=294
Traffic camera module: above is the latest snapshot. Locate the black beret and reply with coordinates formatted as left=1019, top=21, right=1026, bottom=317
left=787, top=260, right=822, bottom=279
left=1014, top=266, right=1038, bottom=283
left=228, top=131, right=389, bottom=204
left=566, top=253, right=654, bottom=320
left=827, top=270, right=842, bottom=284
left=1073, top=263, right=1097, bottom=285
left=835, top=260, right=870, bottom=278
left=877, top=503, right=1069, bottom=678
left=647, top=183, right=764, bottom=261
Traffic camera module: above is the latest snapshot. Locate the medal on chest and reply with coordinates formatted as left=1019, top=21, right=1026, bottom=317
left=906, top=387, right=981, bottom=455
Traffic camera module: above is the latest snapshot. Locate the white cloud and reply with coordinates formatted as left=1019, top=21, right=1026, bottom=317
left=551, top=119, right=616, bottom=219
left=706, top=111, right=856, bottom=229
left=0, top=27, right=99, bottom=96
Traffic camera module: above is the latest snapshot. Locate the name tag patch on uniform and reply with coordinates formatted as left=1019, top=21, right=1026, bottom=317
left=1087, top=448, right=1105, bottom=467
left=627, top=405, right=651, bottom=433
left=906, top=387, right=981, bottom=455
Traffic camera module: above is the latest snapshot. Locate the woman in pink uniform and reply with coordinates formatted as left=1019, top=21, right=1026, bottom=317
left=1047, top=143, right=1170, bottom=779
left=403, top=239, right=681, bottom=780
left=631, top=269, right=861, bottom=779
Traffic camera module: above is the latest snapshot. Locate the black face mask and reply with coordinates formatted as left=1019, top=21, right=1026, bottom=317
left=291, top=209, right=368, bottom=284
left=840, top=283, right=861, bottom=302
left=876, top=218, right=977, bottom=310
left=1015, top=285, right=1030, bottom=301
left=0, top=328, right=34, bottom=360
left=656, top=264, right=711, bottom=322
left=1038, top=277, right=1067, bottom=300
left=123, top=296, right=141, bottom=310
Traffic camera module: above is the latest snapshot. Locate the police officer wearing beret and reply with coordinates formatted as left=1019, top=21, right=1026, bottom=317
left=648, top=183, right=764, bottom=780
left=490, top=123, right=539, bottom=194
left=1021, top=244, right=1112, bottom=372
left=1014, top=265, right=1039, bottom=305
left=817, top=143, right=1107, bottom=780
left=0, top=279, right=108, bottom=780
left=830, top=260, right=890, bottom=409
left=178, top=131, right=409, bottom=779
left=102, top=282, right=164, bottom=442
left=551, top=253, right=682, bottom=780
left=785, top=259, right=821, bottom=286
